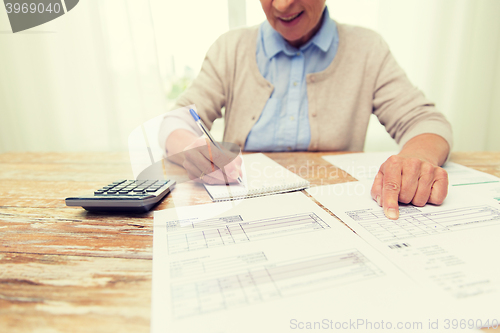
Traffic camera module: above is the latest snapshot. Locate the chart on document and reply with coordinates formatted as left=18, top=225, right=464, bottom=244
left=151, top=193, right=442, bottom=333
left=170, top=250, right=384, bottom=318
left=347, top=205, right=500, bottom=242
left=166, top=212, right=330, bottom=254
left=308, top=181, right=500, bottom=313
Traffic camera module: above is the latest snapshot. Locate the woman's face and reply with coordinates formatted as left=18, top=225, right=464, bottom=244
left=260, top=0, right=326, bottom=48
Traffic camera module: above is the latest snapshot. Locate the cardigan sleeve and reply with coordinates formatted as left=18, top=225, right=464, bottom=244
left=371, top=36, right=453, bottom=152
left=158, top=33, right=230, bottom=152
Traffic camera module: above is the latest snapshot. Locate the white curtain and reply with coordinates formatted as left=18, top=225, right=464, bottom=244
left=0, top=0, right=166, bottom=153
left=1, top=0, right=499, bottom=153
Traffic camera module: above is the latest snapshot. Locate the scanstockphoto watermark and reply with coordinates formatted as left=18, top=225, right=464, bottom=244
left=3, top=0, right=80, bottom=33
left=289, top=318, right=500, bottom=330
left=290, top=318, right=425, bottom=330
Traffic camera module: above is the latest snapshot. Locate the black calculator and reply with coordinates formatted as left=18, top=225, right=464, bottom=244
left=65, top=179, right=176, bottom=213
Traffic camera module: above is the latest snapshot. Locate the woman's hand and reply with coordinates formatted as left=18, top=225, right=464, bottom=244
left=166, top=129, right=242, bottom=184
left=181, top=137, right=242, bottom=185
left=370, top=155, right=448, bottom=220
left=370, top=133, right=450, bottom=220
left=182, top=137, right=242, bottom=184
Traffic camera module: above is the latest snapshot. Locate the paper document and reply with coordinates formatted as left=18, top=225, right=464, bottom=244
left=443, top=162, right=500, bottom=187
left=322, top=152, right=394, bottom=181
left=151, top=192, right=477, bottom=333
left=322, top=152, right=500, bottom=186
left=307, top=181, right=500, bottom=321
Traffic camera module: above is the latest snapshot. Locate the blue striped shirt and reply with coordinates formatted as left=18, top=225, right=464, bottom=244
left=244, top=7, right=339, bottom=151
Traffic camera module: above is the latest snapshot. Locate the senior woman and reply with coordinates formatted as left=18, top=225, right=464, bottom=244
left=158, top=0, right=452, bottom=220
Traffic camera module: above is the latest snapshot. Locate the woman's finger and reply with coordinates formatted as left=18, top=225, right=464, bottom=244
left=428, top=168, right=448, bottom=205
left=380, top=156, right=403, bottom=220
left=398, top=158, right=421, bottom=204
left=411, top=162, right=435, bottom=207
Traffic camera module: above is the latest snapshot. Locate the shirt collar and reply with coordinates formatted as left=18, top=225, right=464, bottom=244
left=261, top=6, right=336, bottom=59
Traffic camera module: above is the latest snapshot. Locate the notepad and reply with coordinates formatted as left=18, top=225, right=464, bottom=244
left=203, top=153, right=310, bottom=201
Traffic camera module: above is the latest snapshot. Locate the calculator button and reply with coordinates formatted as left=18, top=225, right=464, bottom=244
left=112, top=180, right=127, bottom=184
left=146, top=188, right=157, bottom=192
left=94, top=190, right=105, bottom=195
left=107, top=190, right=118, bottom=194
left=119, top=190, right=130, bottom=194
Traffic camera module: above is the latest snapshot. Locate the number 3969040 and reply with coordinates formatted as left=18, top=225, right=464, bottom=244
left=5, top=2, right=62, bottom=14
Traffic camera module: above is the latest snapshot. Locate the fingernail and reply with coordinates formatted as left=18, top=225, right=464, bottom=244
left=376, top=195, right=381, bottom=206
left=386, top=208, right=398, bottom=220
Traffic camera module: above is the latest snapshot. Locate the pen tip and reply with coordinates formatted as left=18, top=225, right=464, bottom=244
left=189, top=109, right=200, bottom=121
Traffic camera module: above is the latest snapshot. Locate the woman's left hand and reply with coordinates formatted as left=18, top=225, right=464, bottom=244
left=370, top=154, right=448, bottom=220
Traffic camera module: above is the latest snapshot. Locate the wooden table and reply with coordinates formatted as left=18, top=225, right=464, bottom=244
left=1, top=152, right=499, bottom=332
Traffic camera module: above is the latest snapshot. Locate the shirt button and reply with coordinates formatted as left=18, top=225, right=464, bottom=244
left=290, top=116, right=295, bottom=121
left=293, top=81, right=298, bottom=86
left=252, top=116, right=256, bottom=120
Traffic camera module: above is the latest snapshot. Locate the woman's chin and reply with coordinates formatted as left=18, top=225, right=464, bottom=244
left=276, top=24, right=311, bottom=46
left=281, top=33, right=308, bottom=47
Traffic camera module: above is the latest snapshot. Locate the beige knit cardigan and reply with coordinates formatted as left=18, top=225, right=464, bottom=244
left=159, top=23, right=452, bottom=152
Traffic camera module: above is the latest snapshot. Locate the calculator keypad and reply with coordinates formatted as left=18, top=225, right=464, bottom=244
left=94, top=180, right=170, bottom=196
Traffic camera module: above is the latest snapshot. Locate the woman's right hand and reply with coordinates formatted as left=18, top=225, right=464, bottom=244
left=181, top=137, right=242, bottom=185
left=165, top=129, right=242, bottom=184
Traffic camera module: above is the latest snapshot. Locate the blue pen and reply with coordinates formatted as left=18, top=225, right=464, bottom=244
left=189, top=108, right=243, bottom=184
